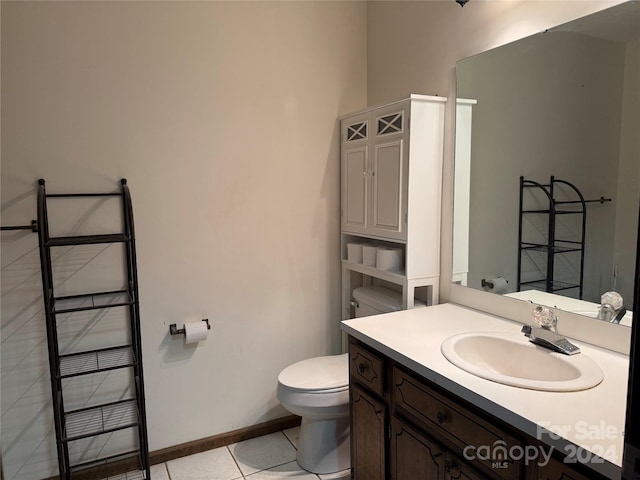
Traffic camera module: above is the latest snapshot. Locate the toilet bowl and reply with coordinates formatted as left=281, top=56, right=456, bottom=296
left=277, top=286, right=403, bottom=475
left=277, top=353, right=350, bottom=474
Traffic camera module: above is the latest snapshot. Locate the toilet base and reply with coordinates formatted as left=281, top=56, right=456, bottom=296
left=296, top=415, right=350, bottom=474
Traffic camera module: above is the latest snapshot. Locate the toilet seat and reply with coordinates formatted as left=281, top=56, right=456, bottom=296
left=278, top=353, right=348, bottom=393
left=278, top=383, right=348, bottom=395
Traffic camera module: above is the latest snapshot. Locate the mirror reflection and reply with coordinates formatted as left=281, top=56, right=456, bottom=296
left=454, top=1, right=640, bottom=326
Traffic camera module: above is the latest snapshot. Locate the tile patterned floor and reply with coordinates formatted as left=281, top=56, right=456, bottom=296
left=149, top=427, right=351, bottom=480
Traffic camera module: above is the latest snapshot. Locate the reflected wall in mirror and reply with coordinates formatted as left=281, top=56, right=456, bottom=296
left=454, top=1, right=640, bottom=326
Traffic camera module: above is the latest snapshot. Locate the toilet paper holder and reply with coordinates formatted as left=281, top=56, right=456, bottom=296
left=169, top=318, right=210, bottom=336
left=481, top=278, right=508, bottom=289
left=481, top=278, right=495, bottom=288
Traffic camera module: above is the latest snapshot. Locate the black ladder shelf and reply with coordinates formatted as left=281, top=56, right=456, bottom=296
left=517, top=176, right=611, bottom=299
left=37, top=179, right=150, bottom=480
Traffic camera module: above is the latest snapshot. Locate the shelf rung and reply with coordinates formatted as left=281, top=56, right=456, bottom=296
left=521, top=209, right=583, bottom=215
left=47, top=233, right=129, bottom=246
left=521, top=209, right=551, bottom=214
left=47, top=192, right=122, bottom=198
left=521, top=242, right=582, bottom=253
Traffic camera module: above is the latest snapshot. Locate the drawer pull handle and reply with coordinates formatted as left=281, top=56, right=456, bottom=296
left=358, top=363, right=367, bottom=374
left=436, top=412, right=446, bottom=425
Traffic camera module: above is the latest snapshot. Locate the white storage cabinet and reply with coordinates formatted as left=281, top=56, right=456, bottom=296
left=341, top=95, right=446, bottom=317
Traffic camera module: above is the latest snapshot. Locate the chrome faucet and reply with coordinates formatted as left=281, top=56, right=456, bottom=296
left=521, top=306, right=580, bottom=355
left=597, top=291, right=626, bottom=324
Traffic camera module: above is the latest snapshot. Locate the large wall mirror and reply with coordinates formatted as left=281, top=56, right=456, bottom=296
left=453, top=1, right=640, bottom=327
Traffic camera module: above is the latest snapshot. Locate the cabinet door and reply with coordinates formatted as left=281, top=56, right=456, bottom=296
left=372, top=139, right=404, bottom=239
left=371, top=106, right=407, bottom=240
left=391, top=416, right=445, bottom=480
left=342, top=115, right=369, bottom=235
left=351, top=384, right=386, bottom=480
left=532, top=456, right=596, bottom=480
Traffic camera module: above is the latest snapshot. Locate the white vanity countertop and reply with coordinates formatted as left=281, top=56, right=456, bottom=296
left=341, top=302, right=629, bottom=479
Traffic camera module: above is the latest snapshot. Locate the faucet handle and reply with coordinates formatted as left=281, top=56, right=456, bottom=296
left=532, top=306, right=557, bottom=330
left=601, top=291, right=623, bottom=310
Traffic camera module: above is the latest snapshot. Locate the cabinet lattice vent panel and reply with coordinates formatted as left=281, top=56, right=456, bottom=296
left=377, top=112, right=403, bottom=135
left=347, top=121, right=367, bottom=141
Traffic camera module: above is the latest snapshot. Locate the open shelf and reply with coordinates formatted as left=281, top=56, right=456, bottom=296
left=520, top=279, right=581, bottom=292
left=59, top=346, right=136, bottom=379
left=64, top=399, right=140, bottom=442
left=54, top=290, right=133, bottom=314
left=70, top=450, right=145, bottom=480
left=341, top=259, right=405, bottom=285
left=520, top=242, right=583, bottom=254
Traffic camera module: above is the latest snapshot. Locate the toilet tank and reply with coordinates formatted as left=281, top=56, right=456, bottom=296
left=353, top=286, right=402, bottom=318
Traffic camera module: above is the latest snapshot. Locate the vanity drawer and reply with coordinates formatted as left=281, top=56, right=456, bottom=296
left=349, top=340, right=384, bottom=396
left=392, top=366, right=523, bottom=480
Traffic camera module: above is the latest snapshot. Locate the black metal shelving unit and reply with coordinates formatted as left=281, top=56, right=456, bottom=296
left=517, top=176, right=610, bottom=299
left=36, top=179, right=150, bottom=480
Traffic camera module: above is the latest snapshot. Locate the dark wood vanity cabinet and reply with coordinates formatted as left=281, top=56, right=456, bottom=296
left=348, top=337, right=609, bottom=480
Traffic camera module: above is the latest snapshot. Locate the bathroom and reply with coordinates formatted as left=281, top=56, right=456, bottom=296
left=1, top=1, right=638, bottom=479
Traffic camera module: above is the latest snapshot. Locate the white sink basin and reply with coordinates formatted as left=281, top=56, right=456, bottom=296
left=441, top=332, right=603, bottom=392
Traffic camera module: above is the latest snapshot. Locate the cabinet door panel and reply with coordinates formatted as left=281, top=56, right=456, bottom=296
left=372, top=140, right=404, bottom=238
left=533, top=456, right=597, bottom=480
left=343, top=145, right=368, bottom=233
left=351, top=385, right=386, bottom=480
left=391, top=416, right=444, bottom=480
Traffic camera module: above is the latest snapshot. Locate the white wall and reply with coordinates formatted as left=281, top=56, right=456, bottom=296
left=0, top=2, right=366, bottom=478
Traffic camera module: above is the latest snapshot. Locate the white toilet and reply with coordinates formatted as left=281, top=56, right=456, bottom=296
left=277, top=285, right=402, bottom=475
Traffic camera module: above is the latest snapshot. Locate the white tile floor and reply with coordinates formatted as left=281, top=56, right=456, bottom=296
left=149, top=427, right=351, bottom=480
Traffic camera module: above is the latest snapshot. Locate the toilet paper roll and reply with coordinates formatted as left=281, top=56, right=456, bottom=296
left=184, top=321, right=209, bottom=344
left=362, top=245, right=378, bottom=267
left=376, top=247, right=403, bottom=272
left=485, top=277, right=508, bottom=294
left=347, top=243, right=364, bottom=263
